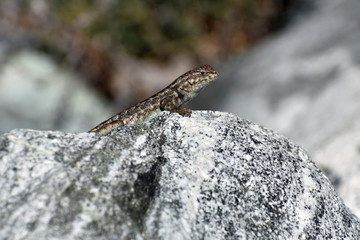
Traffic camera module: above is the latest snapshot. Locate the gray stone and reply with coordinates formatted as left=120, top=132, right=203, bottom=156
left=0, top=111, right=359, bottom=239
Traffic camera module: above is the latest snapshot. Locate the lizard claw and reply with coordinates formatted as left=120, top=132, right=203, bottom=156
left=176, top=108, right=192, bottom=116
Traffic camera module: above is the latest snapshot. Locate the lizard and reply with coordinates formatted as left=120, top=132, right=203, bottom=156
left=89, top=65, right=219, bottom=134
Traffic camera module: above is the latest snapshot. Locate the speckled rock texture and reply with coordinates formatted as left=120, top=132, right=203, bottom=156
left=0, top=111, right=359, bottom=240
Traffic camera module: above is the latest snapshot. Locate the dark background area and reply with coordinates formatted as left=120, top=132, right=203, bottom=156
left=0, top=0, right=308, bottom=101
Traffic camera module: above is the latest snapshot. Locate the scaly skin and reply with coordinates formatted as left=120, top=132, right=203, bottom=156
left=89, top=65, right=219, bottom=134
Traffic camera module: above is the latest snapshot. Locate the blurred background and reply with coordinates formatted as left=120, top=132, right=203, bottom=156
left=1, top=0, right=360, bottom=217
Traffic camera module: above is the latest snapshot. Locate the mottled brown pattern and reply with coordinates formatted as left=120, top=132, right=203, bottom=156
left=89, top=65, right=219, bottom=134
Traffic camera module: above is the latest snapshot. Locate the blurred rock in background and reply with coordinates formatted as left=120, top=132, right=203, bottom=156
left=0, top=0, right=304, bottom=133
left=0, top=47, right=111, bottom=133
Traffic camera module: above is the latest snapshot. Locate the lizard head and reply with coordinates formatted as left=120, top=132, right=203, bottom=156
left=182, top=65, right=219, bottom=94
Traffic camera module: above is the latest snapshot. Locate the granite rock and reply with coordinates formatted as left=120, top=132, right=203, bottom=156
left=0, top=111, right=359, bottom=239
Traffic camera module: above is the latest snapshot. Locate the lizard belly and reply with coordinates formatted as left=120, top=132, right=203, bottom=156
left=131, top=108, right=162, bottom=125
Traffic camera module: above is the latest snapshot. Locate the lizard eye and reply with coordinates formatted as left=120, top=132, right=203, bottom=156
left=200, top=71, right=205, bottom=76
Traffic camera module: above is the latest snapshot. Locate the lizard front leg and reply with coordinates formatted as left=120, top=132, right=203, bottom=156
left=160, top=98, right=192, bottom=116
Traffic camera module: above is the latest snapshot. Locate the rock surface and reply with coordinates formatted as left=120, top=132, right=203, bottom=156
left=0, top=111, right=359, bottom=239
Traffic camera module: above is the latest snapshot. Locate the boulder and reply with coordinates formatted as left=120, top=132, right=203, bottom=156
left=0, top=111, right=359, bottom=239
